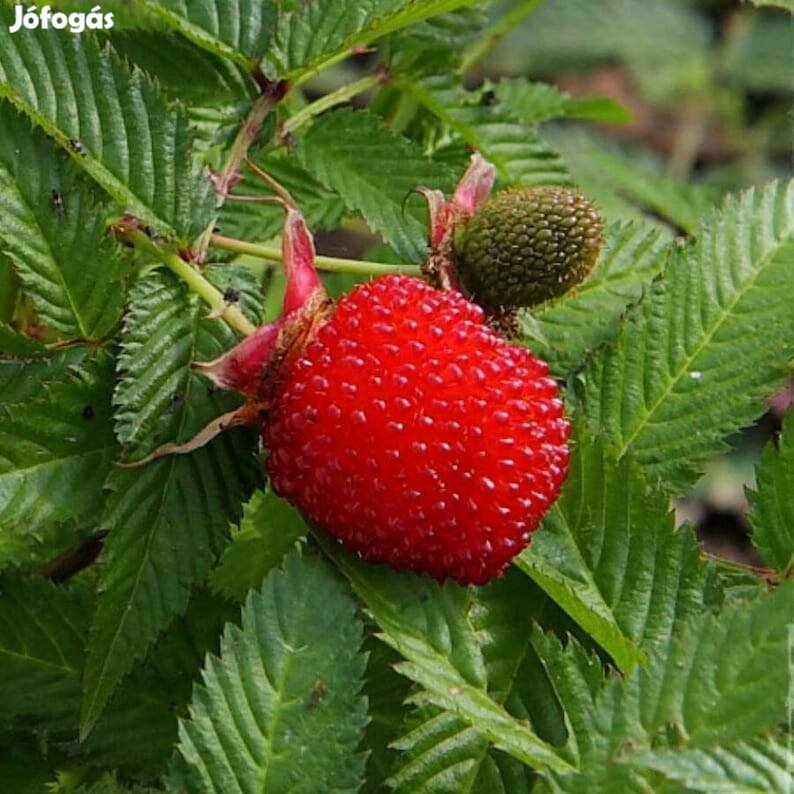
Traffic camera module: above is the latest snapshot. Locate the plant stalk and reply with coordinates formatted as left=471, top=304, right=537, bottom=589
left=210, top=234, right=421, bottom=276
left=121, top=227, right=257, bottom=337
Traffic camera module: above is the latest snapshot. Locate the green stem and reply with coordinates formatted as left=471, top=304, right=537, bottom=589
left=290, top=47, right=361, bottom=90
left=281, top=73, right=383, bottom=139
left=125, top=229, right=257, bottom=337
left=210, top=233, right=420, bottom=276
left=460, top=0, right=545, bottom=74
left=194, top=84, right=284, bottom=258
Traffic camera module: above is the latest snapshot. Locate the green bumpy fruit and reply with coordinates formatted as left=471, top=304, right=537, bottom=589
left=453, top=187, right=603, bottom=308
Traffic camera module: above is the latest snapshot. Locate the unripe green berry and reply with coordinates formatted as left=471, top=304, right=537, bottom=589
left=453, top=187, right=603, bottom=308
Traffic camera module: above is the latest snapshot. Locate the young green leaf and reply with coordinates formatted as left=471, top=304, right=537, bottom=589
left=0, top=107, right=126, bottom=340
left=520, top=221, right=668, bottom=375
left=583, top=180, right=794, bottom=492
left=748, top=410, right=794, bottom=574
left=322, top=539, right=573, bottom=774
left=210, top=488, right=308, bottom=602
left=0, top=18, right=214, bottom=241
left=171, top=551, right=369, bottom=793
left=296, top=108, right=455, bottom=262
left=80, top=269, right=260, bottom=738
left=0, top=354, right=116, bottom=533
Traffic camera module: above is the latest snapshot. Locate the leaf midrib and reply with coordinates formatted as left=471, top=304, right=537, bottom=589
left=616, top=208, right=792, bottom=460
left=82, top=297, right=203, bottom=735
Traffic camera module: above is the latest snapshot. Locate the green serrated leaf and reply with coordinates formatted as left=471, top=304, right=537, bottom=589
left=387, top=571, right=558, bottom=792
left=583, top=180, right=794, bottom=493
left=210, top=488, right=308, bottom=602
left=80, top=268, right=259, bottom=738
left=322, top=538, right=573, bottom=774
left=387, top=6, right=488, bottom=74
left=494, top=78, right=631, bottom=125
left=0, top=322, right=45, bottom=357
left=0, top=574, right=87, bottom=732
left=625, top=734, right=794, bottom=794
left=0, top=346, right=89, bottom=406
left=0, top=18, right=214, bottom=241
left=109, top=30, right=256, bottom=105
left=139, top=0, right=279, bottom=66
left=399, top=76, right=570, bottom=187
left=520, top=221, right=668, bottom=375
left=74, top=589, right=236, bottom=779
left=529, top=628, right=605, bottom=768
left=0, top=570, right=232, bottom=777
left=0, top=353, right=116, bottom=534
left=112, top=266, right=257, bottom=458
left=264, top=0, right=484, bottom=81
left=538, top=583, right=794, bottom=791
left=748, top=410, right=794, bottom=574
left=296, top=108, right=455, bottom=262
left=361, top=638, right=413, bottom=791
left=171, top=550, right=369, bottom=793
left=517, top=425, right=717, bottom=673
left=0, top=105, right=126, bottom=340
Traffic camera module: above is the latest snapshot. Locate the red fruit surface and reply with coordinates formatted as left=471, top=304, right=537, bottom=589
left=264, top=275, right=570, bottom=585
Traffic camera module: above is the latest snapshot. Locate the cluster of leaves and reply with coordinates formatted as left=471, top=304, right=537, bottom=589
left=0, top=0, right=792, bottom=791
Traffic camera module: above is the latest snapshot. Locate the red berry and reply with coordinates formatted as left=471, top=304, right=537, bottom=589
left=264, top=275, right=570, bottom=585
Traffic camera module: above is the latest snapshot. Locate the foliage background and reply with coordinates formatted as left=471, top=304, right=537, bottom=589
left=0, top=0, right=792, bottom=791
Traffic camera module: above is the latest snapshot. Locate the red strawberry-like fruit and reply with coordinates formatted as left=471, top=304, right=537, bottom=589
left=264, top=275, right=569, bottom=584
left=143, top=160, right=570, bottom=586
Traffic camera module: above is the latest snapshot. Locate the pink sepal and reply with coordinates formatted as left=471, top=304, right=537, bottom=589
left=193, top=320, right=283, bottom=398
left=282, top=207, right=324, bottom=315
left=452, top=153, right=496, bottom=215
left=414, top=187, right=453, bottom=248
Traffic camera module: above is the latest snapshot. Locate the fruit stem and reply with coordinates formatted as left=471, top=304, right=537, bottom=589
left=280, top=73, right=384, bottom=139
left=210, top=233, right=421, bottom=276
left=119, top=226, right=257, bottom=337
